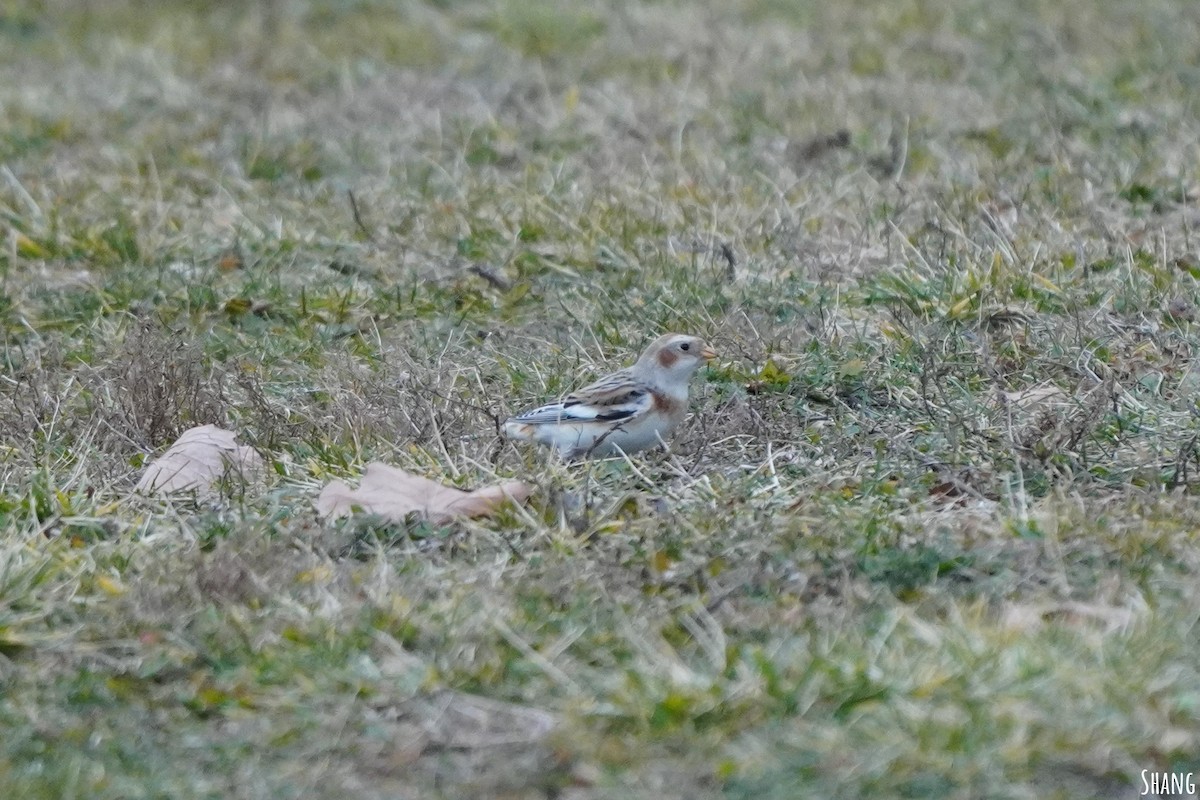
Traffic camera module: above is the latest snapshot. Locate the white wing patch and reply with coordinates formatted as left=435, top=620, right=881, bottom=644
left=510, top=388, right=652, bottom=425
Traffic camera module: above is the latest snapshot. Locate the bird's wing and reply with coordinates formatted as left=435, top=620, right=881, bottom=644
left=510, top=371, right=653, bottom=425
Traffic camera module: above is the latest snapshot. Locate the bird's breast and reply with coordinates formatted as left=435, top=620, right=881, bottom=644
left=651, top=391, right=687, bottom=425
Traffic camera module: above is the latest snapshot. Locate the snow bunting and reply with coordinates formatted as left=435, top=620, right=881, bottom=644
left=504, top=333, right=717, bottom=459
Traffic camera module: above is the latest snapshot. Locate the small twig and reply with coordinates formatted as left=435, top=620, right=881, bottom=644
left=467, top=263, right=512, bottom=292
left=328, top=260, right=374, bottom=278
left=413, top=380, right=503, bottom=436
left=1169, top=432, right=1200, bottom=490
left=703, top=582, right=742, bottom=613
left=718, top=241, right=736, bottom=282
left=346, top=189, right=375, bottom=243
left=584, top=421, right=626, bottom=459
left=889, top=117, right=909, bottom=182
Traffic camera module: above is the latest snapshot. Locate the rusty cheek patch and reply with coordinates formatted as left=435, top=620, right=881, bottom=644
left=656, top=349, right=680, bottom=369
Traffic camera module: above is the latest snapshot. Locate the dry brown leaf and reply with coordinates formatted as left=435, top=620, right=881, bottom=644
left=316, top=462, right=532, bottom=524
left=136, top=425, right=264, bottom=497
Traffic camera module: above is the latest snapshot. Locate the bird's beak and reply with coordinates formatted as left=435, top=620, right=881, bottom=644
left=701, top=344, right=718, bottom=361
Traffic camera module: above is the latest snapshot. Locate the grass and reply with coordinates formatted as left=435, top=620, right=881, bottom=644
left=2, top=0, right=1200, bottom=796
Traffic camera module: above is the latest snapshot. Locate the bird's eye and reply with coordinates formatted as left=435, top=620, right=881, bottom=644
left=680, top=342, right=690, bottom=351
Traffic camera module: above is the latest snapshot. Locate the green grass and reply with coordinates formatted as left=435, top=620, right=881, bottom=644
left=3, top=0, right=1200, bottom=797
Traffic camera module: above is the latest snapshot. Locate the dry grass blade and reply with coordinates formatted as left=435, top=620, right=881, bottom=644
left=415, top=690, right=559, bottom=749
left=316, top=462, right=532, bottom=524
left=999, top=385, right=1071, bottom=409
left=1001, top=601, right=1142, bottom=635
left=135, top=425, right=264, bottom=497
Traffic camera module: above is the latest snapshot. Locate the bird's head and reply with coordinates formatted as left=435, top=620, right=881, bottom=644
left=634, top=333, right=717, bottom=387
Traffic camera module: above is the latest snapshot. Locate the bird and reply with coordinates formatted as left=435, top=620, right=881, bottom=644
left=504, top=333, right=717, bottom=459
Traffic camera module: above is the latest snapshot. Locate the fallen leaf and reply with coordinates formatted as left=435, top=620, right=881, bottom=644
left=217, top=249, right=243, bottom=271
left=136, top=425, right=264, bottom=497
left=316, top=462, right=532, bottom=524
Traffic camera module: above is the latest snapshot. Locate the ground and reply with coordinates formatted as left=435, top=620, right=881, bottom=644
left=2, top=0, right=1200, bottom=797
